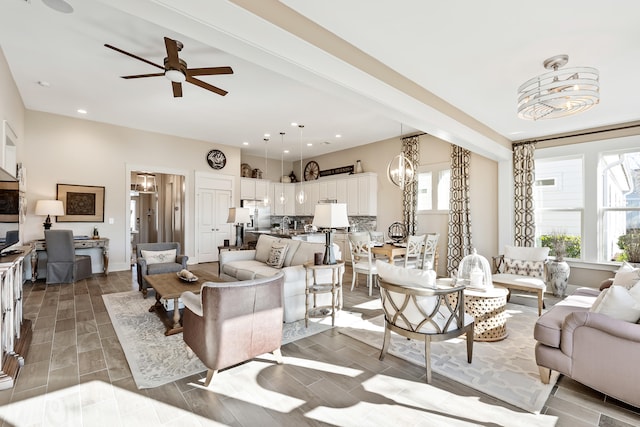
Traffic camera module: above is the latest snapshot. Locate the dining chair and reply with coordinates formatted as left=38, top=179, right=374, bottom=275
left=420, top=233, right=440, bottom=270
left=395, top=234, right=426, bottom=269
left=369, top=230, right=388, bottom=261
left=348, top=232, right=377, bottom=296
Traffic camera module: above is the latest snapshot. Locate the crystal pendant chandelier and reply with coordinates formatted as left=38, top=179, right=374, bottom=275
left=517, top=54, right=599, bottom=120
left=279, top=132, right=287, bottom=205
left=386, top=124, right=415, bottom=190
left=295, top=123, right=307, bottom=204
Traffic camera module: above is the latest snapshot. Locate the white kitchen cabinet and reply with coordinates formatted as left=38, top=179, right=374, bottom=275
left=344, top=173, right=377, bottom=216
left=241, top=178, right=270, bottom=201
left=346, top=177, right=359, bottom=216
left=272, top=183, right=296, bottom=216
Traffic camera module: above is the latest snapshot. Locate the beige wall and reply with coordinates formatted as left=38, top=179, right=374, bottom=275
left=23, top=111, right=241, bottom=272
left=296, top=133, right=499, bottom=276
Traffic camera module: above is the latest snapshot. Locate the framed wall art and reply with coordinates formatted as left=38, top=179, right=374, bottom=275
left=56, top=184, right=105, bottom=222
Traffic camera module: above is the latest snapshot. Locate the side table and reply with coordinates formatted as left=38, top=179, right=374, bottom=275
left=303, top=261, right=344, bottom=327
left=217, top=245, right=243, bottom=274
left=463, top=286, right=509, bottom=341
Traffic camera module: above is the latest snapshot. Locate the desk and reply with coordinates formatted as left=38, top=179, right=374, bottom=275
left=371, top=244, right=406, bottom=263
left=30, top=238, right=109, bottom=282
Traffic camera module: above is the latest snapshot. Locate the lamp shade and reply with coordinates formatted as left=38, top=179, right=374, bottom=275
left=35, top=200, right=64, bottom=216
left=312, top=203, right=349, bottom=229
left=227, top=207, right=251, bottom=224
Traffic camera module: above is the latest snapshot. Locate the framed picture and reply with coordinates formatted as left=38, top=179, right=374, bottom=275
left=0, top=181, right=19, bottom=223
left=56, top=184, right=105, bottom=222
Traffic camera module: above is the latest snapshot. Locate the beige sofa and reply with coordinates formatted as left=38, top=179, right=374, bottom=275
left=219, top=234, right=343, bottom=323
left=534, top=287, right=640, bottom=407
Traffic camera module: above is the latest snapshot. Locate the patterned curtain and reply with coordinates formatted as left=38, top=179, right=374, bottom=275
left=402, top=135, right=420, bottom=236
left=447, top=145, right=473, bottom=275
left=513, top=142, right=536, bottom=246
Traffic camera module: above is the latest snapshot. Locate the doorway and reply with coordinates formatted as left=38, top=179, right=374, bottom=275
left=130, top=171, right=185, bottom=264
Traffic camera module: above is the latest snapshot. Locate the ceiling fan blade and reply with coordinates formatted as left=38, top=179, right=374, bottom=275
left=121, top=73, right=165, bottom=79
left=186, top=76, right=228, bottom=96
left=164, top=37, right=181, bottom=69
left=187, top=66, right=234, bottom=77
left=172, top=81, right=183, bottom=98
left=104, top=44, right=164, bottom=71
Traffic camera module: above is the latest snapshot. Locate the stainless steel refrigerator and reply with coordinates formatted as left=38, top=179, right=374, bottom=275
left=241, top=200, right=271, bottom=231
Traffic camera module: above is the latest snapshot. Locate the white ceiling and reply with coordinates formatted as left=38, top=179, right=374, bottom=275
left=1, top=0, right=639, bottom=162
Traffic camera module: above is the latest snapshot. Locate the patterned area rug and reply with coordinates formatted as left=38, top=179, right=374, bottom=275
left=339, top=303, right=559, bottom=413
left=102, top=291, right=335, bottom=389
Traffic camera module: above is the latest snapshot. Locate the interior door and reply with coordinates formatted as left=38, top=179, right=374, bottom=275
left=197, top=187, right=231, bottom=263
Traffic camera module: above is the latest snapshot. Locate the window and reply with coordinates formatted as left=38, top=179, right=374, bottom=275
left=417, top=163, right=450, bottom=212
left=533, top=157, right=583, bottom=259
left=600, top=150, right=640, bottom=262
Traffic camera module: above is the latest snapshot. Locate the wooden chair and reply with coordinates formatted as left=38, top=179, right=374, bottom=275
left=395, top=234, right=426, bottom=268
left=420, top=233, right=440, bottom=270
left=348, top=233, right=377, bottom=296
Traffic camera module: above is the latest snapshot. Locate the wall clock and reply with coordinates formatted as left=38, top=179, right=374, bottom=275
left=304, top=160, right=320, bottom=181
left=206, top=149, right=226, bottom=170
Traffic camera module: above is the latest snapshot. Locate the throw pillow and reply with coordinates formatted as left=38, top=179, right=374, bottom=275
left=503, top=257, right=545, bottom=278
left=590, top=285, right=640, bottom=323
left=612, top=262, right=640, bottom=289
left=266, top=243, right=289, bottom=268
left=376, top=260, right=437, bottom=288
left=589, top=288, right=608, bottom=312
left=141, top=249, right=177, bottom=265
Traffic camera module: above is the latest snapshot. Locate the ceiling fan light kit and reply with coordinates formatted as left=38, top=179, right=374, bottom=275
left=104, top=37, right=233, bottom=98
left=517, top=54, right=599, bottom=120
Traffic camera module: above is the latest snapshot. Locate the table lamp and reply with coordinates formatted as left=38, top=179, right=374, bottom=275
left=35, top=200, right=65, bottom=231
left=227, top=207, right=251, bottom=247
left=312, top=203, right=349, bottom=264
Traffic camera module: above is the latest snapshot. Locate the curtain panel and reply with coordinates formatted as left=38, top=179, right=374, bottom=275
left=447, top=145, right=473, bottom=275
left=401, top=135, right=420, bottom=236
left=512, top=142, right=536, bottom=247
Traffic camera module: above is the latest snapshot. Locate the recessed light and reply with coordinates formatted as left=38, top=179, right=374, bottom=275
left=306, top=143, right=313, bottom=147
left=264, top=133, right=270, bottom=138
left=290, top=122, right=298, bottom=127
left=242, top=142, right=249, bottom=146
left=284, top=150, right=289, bottom=154
left=335, top=134, right=342, bottom=138
left=37, top=80, right=50, bottom=87
left=77, top=109, right=87, bottom=115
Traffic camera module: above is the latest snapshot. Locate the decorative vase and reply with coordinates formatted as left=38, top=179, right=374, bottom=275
left=355, top=160, right=363, bottom=174
left=547, top=260, right=570, bottom=297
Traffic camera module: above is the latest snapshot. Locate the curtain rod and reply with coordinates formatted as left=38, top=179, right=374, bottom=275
left=513, top=122, right=640, bottom=146
left=401, top=132, right=427, bottom=141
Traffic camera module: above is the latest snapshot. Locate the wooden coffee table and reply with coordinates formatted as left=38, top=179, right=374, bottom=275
left=144, top=269, right=222, bottom=336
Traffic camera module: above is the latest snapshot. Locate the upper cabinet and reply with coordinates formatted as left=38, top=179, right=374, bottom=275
left=346, top=173, right=377, bottom=216
left=240, top=178, right=270, bottom=201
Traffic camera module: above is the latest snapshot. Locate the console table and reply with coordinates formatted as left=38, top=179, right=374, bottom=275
left=0, top=246, right=33, bottom=389
left=29, top=238, right=109, bottom=282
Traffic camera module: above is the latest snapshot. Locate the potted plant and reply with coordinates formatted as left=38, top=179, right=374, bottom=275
left=617, top=232, right=640, bottom=264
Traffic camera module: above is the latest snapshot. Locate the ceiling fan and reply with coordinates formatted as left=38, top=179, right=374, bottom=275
left=104, top=37, right=233, bottom=98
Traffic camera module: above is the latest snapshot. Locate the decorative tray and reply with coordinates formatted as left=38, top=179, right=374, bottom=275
left=177, top=273, right=198, bottom=283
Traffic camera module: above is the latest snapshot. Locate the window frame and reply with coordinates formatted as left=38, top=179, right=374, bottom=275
left=416, top=161, right=450, bottom=214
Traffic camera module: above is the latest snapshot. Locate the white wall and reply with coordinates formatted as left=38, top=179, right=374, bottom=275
left=23, top=110, right=241, bottom=272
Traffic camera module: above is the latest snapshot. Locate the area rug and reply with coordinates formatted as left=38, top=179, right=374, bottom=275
left=339, top=303, right=559, bottom=413
left=102, top=290, right=338, bottom=389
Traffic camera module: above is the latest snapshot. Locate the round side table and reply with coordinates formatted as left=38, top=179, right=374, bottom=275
left=463, top=286, right=509, bottom=342
left=303, top=261, right=344, bottom=327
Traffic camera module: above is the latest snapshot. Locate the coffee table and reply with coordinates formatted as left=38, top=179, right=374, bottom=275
left=144, top=269, right=222, bottom=336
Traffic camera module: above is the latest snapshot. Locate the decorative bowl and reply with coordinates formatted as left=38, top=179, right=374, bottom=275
left=177, top=272, right=198, bottom=283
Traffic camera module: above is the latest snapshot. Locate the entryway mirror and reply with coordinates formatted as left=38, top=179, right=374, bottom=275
left=130, top=171, right=185, bottom=265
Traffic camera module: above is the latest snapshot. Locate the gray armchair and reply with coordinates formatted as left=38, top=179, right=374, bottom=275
left=181, top=272, right=285, bottom=387
left=45, top=230, right=92, bottom=284
left=136, top=242, right=188, bottom=297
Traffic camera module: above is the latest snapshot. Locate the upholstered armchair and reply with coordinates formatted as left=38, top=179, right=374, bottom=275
left=492, top=245, right=550, bottom=315
left=136, top=242, right=188, bottom=297
left=45, top=230, right=92, bottom=284
left=181, top=272, right=285, bottom=387
left=376, top=261, right=474, bottom=383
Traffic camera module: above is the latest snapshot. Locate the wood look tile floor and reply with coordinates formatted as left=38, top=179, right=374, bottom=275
left=0, top=264, right=638, bottom=426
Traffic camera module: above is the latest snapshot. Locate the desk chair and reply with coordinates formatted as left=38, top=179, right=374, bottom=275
left=45, top=230, right=92, bottom=284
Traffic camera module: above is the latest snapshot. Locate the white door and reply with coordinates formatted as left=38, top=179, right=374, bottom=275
left=196, top=174, right=233, bottom=263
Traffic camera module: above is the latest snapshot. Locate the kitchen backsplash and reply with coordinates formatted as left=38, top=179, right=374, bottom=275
left=271, top=215, right=377, bottom=232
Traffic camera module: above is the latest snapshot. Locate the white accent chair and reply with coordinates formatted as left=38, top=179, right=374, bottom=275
left=348, top=233, right=377, bottom=296
left=377, top=261, right=474, bottom=383
left=492, top=245, right=550, bottom=315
